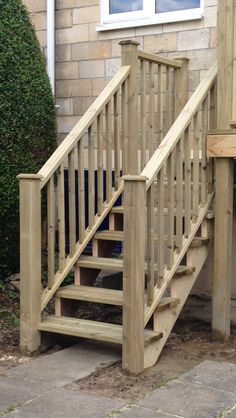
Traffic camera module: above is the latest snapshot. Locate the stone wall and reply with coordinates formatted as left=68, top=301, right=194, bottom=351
left=23, top=0, right=217, bottom=142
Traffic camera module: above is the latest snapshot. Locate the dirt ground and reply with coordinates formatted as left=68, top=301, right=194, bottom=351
left=1, top=285, right=236, bottom=402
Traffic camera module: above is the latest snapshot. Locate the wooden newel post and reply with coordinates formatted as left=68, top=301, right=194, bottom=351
left=122, top=175, right=147, bottom=374
left=212, top=0, right=235, bottom=341
left=119, top=40, right=139, bottom=175
left=17, top=174, right=42, bottom=353
left=174, top=57, right=189, bottom=117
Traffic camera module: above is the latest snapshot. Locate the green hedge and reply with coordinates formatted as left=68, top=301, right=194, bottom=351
left=0, top=0, right=57, bottom=280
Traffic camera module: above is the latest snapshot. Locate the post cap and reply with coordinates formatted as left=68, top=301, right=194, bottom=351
left=17, top=173, right=43, bottom=180
left=122, top=175, right=148, bottom=182
left=119, top=40, right=140, bottom=46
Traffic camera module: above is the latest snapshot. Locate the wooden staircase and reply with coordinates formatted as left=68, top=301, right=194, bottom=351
left=18, top=41, right=217, bottom=374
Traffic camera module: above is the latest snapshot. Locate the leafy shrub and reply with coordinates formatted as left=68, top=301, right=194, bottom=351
left=0, top=0, right=57, bottom=280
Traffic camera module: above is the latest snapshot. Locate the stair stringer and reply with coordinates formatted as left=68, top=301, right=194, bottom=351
left=144, top=242, right=209, bottom=369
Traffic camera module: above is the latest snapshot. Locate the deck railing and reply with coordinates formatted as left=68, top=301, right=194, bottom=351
left=122, top=63, right=217, bottom=373
left=18, top=40, right=188, bottom=352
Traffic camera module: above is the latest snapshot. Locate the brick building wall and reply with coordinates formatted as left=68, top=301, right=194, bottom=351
left=23, top=0, right=217, bottom=142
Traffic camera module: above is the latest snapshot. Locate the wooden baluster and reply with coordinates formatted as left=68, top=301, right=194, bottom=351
left=97, top=113, right=104, bottom=215
left=172, top=69, right=177, bottom=123
left=58, top=162, right=65, bottom=271
left=122, top=80, right=128, bottom=175
left=114, top=91, right=120, bottom=190
left=158, top=64, right=164, bottom=144
left=176, top=137, right=183, bottom=252
left=167, top=153, right=174, bottom=269
left=18, top=174, right=42, bottom=353
left=166, top=67, right=172, bottom=134
left=78, top=137, right=85, bottom=242
left=157, top=167, right=164, bottom=285
left=184, top=126, right=191, bottom=237
left=47, top=176, right=55, bottom=289
left=149, top=62, right=154, bottom=157
left=193, top=111, right=200, bottom=222
left=201, top=98, right=208, bottom=205
left=68, top=149, right=76, bottom=256
left=105, top=101, right=112, bottom=203
left=88, top=125, right=95, bottom=228
left=147, top=183, right=154, bottom=305
left=140, top=59, right=147, bottom=169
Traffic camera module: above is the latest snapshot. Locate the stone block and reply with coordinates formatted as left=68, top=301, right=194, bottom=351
left=34, top=12, right=46, bottom=31
left=105, top=58, right=121, bottom=78
left=73, top=6, right=100, bottom=24
left=204, top=6, right=217, bottom=28
left=56, top=9, right=73, bottom=29
left=144, top=33, right=177, bottom=53
left=178, top=29, right=210, bottom=51
left=188, top=70, right=200, bottom=91
left=56, top=24, right=89, bottom=45
left=79, top=60, right=105, bottom=78
left=119, top=407, right=176, bottom=418
left=56, top=62, right=79, bottom=80
left=56, top=79, right=92, bottom=97
left=163, top=19, right=203, bottom=33
left=73, top=97, right=95, bottom=115
left=72, top=41, right=111, bottom=61
left=56, top=0, right=98, bottom=9
left=92, top=78, right=108, bottom=96
left=57, top=116, right=80, bottom=133
left=56, top=98, right=73, bottom=116
left=188, top=48, right=216, bottom=70
left=99, top=28, right=135, bottom=41
left=135, top=25, right=162, bottom=37
left=56, top=44, right=72, bottom=62
left=37, top=30, right=47, bottom=48
left=210, top=27, right=217, bottom=48
left=89, top=22, right=99, bottom=41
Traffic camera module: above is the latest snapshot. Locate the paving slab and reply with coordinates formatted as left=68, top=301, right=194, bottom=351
left=180, top=360, right=236, bottom=393
left=117, top=405, right=178, bottom=418
left=4, top=388, right=124, bottom=418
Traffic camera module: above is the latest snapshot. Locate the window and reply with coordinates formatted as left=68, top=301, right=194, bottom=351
left=98, top=0, right=204, bottom=31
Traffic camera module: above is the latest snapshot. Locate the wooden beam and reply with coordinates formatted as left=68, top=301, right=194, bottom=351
left=212, top=0, right=235, bottom=341
left=207, top=133, right=236, bottom=157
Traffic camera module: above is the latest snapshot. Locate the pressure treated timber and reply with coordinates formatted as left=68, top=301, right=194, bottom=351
left=76, top=255, right=196, bottom=278
left=138, top=50, right=182, bottom=69
left=155, top=297, right=180, bottom=312
left=39, top=316, right=163, bottom=347
left=56, top=285, right=123, bottom=306
left=207, top=133, right=236, bottom=157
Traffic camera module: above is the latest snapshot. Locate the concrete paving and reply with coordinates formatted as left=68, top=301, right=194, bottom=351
left=1, top=342, right=236, bottom=418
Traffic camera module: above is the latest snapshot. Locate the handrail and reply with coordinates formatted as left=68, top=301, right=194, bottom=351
left=138, top=50, right=182, bottom=68
left=142, top=62, right=217, bottom=188
left=38, top=65, right=130, bottom=188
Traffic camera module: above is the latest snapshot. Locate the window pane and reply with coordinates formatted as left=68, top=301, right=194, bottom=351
left=109, top=0, right=143, bottom=14
left=156, top=0, right=200, bottom=13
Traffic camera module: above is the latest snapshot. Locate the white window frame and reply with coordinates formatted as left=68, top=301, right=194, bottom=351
left=97, top=0, right=204, bottom=31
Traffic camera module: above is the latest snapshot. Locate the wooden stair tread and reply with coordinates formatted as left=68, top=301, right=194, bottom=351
left=76, top=256, right=195, bottom=278
left=94, top=230, right=209, bottom=248
left=39, top=316, right=162, bottom=346
left=156, top=297, right=180, bottom=312
left=56, top=285, right=123, bottom=306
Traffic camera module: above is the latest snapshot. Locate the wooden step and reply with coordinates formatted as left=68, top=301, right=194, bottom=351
left=76, top=256, right=195, bottom=278
left=76, top=256, right=123, bottom=271
left=56, top=285, right=180, bottom=312
left=94, top=231, right=209, bottom=248
left=156, top=297, right=180, bottom=312
left=56, top=285, right=123, bottom=306
left=39, top=316, right=163, bottom=347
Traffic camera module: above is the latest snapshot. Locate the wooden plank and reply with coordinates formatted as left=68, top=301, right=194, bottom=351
left=120, top=40, right=139, bottom=174
left=156, top=297, right=180, bottom=312
left=121, top=79, right=128, bottom=174
left=76, top=255, right=123, bottom=271
left=18, top=174, right=42, bottom=353
left=176, top=137, right=183, bottom=252
left=201, top=98, right=208, bottom=205
left=174, top=58, right=189, bottom=117
left=157, top=168, right=164, bottom=284
left=105, top=101, right=112, bottom=203
left=167, top=153, right=174, bottom=269
left=39, top=315, right=162, bottom=347
left=192, top=111, right=200, bottom=222
left=122, top=175, right=146, bottom=374
left=58, top=163, right=65, bottom=271
left=38, top=66, right=130, bottom=187
left=56, top=285, right=123, bottom=306
left=97, top=113, right=104, bottom=215
left=140, top=59, right=147, bottom=169
left=68, top=149, right=76, bottom=256
left=88, top=125, right=95, bottom=227
left=158, top=64, right=164, bottom=144
left=141, top=64, right=217, bottom=187
left=207, top=134, right=236, bottom=157
left=184, top=126, right=191, bottom=237
left=149, top=62, right=155, bottom=156
left=147, top=184, right=154, bottom=305
left=78, top=137, right=85, bottom=242
left=47, top=176, right=55, bottom=289
left=138, top=50, right=182, bottom=68
left=114, top=91, right=120, bottom=190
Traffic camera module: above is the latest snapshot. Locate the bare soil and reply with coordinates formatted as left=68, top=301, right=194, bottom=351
left=1, top=286, right=236, bottom=402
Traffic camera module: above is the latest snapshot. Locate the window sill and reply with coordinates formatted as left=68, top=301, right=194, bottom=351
left=96, top=10, right=203, bottom=32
